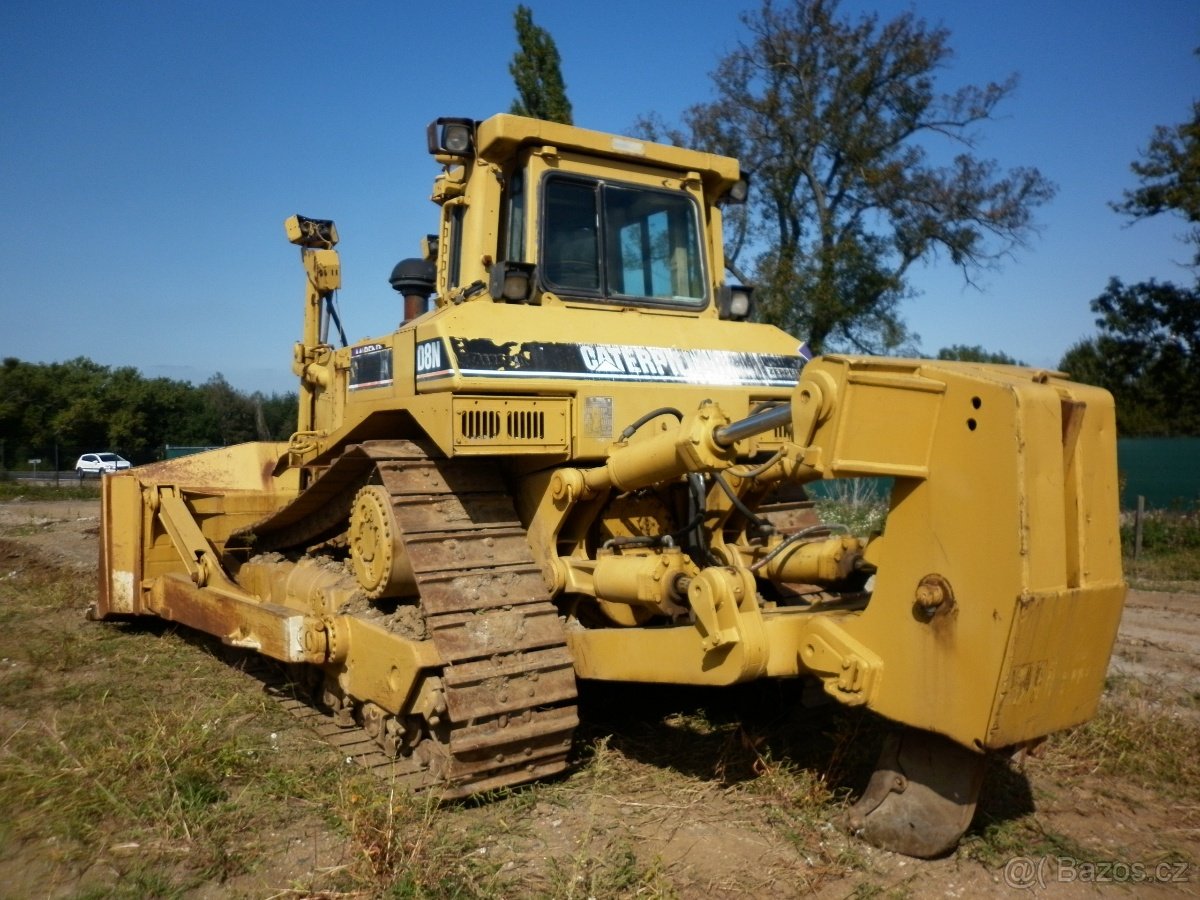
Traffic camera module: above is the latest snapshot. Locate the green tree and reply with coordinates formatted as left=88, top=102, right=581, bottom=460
left=258, top=392, right=299, bottom=441
left=0, top=357, right=57, bottom=462
left=1111, top=94, right=1200, bottom=268
left=508, top=5, right=573, bottom=124
left=936, top=345, right=1024, bottom=366
left=1059, top=278, right=1200, bottom=435
left=196, top=374, right=259, bottom=446
left=1064, top=72, right=1200, bottom=436
left=0, top=357, right=299, bottom=467
left=637, top=0, right=1054, bottom=355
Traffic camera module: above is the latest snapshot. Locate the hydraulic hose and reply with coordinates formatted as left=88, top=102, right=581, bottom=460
left=619, top=407, right=684, bottom=442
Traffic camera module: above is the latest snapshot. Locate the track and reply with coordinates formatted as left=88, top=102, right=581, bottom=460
left=240, top=440, right=579, bottom=798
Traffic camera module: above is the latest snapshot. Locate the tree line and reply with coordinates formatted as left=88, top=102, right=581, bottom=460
left=0, top=357, right=297, bottom=471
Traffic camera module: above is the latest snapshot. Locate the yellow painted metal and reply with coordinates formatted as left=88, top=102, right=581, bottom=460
left=128, top=442, right=294, bottom=493
left=348, top=484, right=416, bottom=599
left=762, top=535, right=865, bottom=584
left=591, top=551, right=695, bottom=608
left=97, top=110, right=1126, bottom=790
left=149, top=576, right=434, bottom=707
left=98, top=445, right=295, bottom=616
left=564, top=354, right=1123, bottom=751
left=474, top=114, right=742, bottom=194
left=565, top=605, right=881, bottom=694
left=235, top=555, right=359, bottom=618
left=775, top=613, right=880, bottom=701
left=986, top=584, right=1125, bottom=745
left=579, top=403, right=739, bottom=494
left=565, top=566, right=767, bottom=684
left=410, top=303, right=798, bottom=461
left=293, top=244, right=341, bottom=434
left=557, top=549, right=697, bottom=625
left=451, top=396, right=571, bottom=454
left=335, top=616, right=443, bottom=715
left=155, top=489, right=241, bottom=591
left=284, top=214, right=339, bottom=248
left=787, top=356, right=1125, bottom=747
left=148, top=573, right=329, bottom=665
left=102, top=463, right=444, bottom=717
left=98, top=472, right=144, bottom=616
left=279, top=114, right=796, bottom=466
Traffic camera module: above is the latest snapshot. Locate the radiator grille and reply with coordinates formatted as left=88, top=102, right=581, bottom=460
left=460, top=409, right=501, bottom=439
left=451, top=397, right=569, bottom=452
left=507, top=410, right=545, bottom=440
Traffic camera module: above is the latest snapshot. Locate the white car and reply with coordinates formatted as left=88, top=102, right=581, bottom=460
left=75, top=452, right=131, bottom=476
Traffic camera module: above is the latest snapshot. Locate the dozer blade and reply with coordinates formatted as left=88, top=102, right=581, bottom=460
left=842, top=728, right=986, bottom=858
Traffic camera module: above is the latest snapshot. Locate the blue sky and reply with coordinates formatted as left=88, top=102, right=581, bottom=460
left=1, top=0, right=1195, bottom=396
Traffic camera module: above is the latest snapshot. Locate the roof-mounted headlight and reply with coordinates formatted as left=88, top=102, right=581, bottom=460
left=284, top=214, right=339, bottom=248
left=426, top=117, right=476, bottom=158
left=722, top=173, right=751, bottom=205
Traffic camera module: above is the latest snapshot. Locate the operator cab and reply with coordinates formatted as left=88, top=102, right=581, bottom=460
left=422, top=114, right=753, bottom=320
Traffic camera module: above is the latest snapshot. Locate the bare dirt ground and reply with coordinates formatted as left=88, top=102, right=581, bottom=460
left=0, top=499, right=1197, bottom=898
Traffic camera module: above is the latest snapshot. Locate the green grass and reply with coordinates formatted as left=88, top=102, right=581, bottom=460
left=0, top=559, right=350, bottom=894
left=811, top=479, right=889, bottom=537
left=0, top=478, right=101, bottom=502
left=1122, top=505, right=1200, bottom=585
left=1049, top=677, right=1200, bottom=797
left=334, top=784, right=503, bottom=898
left=0, top=553, right=701, bottom=898
left=543, top=833, right=672, bottom=900
left=962, top=672, right=1200, bottom=869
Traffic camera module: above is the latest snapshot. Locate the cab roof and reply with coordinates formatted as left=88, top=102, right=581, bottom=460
left=474, top=114, right=743, bottom=196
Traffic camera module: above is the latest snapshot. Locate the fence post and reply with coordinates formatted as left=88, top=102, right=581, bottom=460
left=1134, top=495, right=1145, bottom=560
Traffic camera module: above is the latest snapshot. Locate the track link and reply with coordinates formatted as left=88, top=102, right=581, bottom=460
left=243, top=440, right=579, bottom=798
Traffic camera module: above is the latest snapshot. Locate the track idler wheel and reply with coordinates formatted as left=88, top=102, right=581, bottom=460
left=349, top=485, right=416, bottom=599
left=843, top=727, right=986, bottom=858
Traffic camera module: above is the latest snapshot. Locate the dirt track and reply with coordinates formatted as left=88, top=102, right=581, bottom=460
left=1111, top=590, right=1200, bottom=701
left=1, top=499, right=1196, bottom=897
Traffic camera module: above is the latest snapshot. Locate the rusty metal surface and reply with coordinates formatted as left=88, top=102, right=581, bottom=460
left=239, top=440, right=499, bottom=543
left=377, top=443, right=578, bottom=794
left=131, top=443, right=293, bottom=493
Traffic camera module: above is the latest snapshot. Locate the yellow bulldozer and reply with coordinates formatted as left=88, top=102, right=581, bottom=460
left=94, top=114, right=1126, bottom=857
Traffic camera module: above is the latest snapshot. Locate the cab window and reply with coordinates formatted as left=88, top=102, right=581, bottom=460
left=505, top=167, right=526, bottom=262
left=540, top=175, right=706, bottom=307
